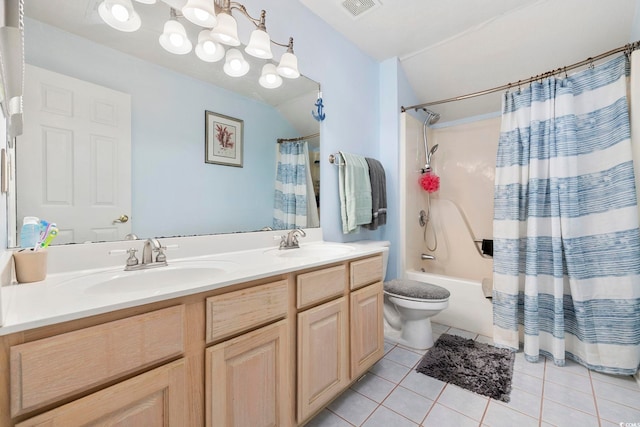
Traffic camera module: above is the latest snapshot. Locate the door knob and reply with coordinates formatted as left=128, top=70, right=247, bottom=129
left=113, top=214, right=129, bottom=224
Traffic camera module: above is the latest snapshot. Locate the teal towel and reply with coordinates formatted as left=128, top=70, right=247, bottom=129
left=338, top=152, right=372, bottom=233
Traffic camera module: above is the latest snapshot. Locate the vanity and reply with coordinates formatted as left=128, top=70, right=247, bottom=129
left=0, top=230, right=386, bottom=426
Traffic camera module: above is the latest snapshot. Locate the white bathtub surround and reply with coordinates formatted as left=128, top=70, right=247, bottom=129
left=0, top=230, right=386, bottom=335
left=399, top=113, right=497, bottom=338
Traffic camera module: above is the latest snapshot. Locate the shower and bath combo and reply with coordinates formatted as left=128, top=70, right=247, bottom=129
left=418, top=109, right=440, bottom=254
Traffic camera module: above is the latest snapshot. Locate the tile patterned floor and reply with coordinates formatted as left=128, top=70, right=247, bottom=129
left=305, top=323, right=640, bottom=427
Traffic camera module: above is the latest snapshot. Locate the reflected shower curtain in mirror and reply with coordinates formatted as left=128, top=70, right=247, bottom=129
left=493, top=55, right=640, bottom=374
left=273, top=141, right=319, bottom=229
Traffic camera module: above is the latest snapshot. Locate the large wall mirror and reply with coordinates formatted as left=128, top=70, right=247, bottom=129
left=9, top=0, right=321, bottom=247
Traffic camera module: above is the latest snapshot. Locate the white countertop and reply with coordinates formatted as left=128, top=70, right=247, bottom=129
left=0, top=233, right=388, bottom=336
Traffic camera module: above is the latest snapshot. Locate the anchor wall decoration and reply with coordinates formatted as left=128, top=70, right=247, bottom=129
left=312, top=91, right=325, bottom=122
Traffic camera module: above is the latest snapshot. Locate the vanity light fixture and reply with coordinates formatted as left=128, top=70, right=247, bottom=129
left=210, top=11, right=241, bottom=46
left=158, top=9, right=193, bottom=55
left=182, top=0, right=217, bottom=27
left=223, top=48, right=250, bottom=77
left=244, top=11, right=272, bottom=59
left=195, top=30, right=225, bottom=62
left=98, top=0, right=141, bottom=32
left=259, top=63, right=283, bottom=89
left=97, top=0, right=301, bottom=88
left=277, top=39, right=301, bottom=79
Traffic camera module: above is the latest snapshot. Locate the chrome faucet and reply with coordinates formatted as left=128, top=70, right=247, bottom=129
left=421, top=253, right=436, bottom=260
left=141, top=238, right=161, bottom=264
left=279, top=228, right=306, bottom=249
left=124, top=238, right=168, bottom=271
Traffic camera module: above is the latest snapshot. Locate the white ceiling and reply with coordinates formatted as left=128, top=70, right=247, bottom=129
left=298, top=0, right=639, bottom=121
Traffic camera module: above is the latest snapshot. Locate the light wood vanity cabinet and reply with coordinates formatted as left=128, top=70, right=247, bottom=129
left=206, top=319, right=290, bottom=427
left=204, top=280, right=292, bottom=427
left=295, top=254, right=384, bottom=425
left=0, top=253, right=384, bottom=427
left=350, top=281, right=384, bottom=379
left=297, top=296, right=349, bottom=421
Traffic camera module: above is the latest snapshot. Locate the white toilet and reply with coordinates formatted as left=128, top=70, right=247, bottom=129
left=371, top=242, right=449, bottom=351
left=383, top=281, right=449, bottom=351
left=354, top=241, right=449, bottom=351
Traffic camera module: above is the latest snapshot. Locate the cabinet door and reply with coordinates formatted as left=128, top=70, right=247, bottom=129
left=16, top=359, right=187, bottom=426
left=297, top=297, right=349, bottom=422
left=206, top=319, right=291, bottom=427
left=350, top=281, right=384, bottom=379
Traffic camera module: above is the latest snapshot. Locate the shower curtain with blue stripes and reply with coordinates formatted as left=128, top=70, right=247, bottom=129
left=493, top=55, right=640, bottom=374
left=273, top=141, right=319, bottom=229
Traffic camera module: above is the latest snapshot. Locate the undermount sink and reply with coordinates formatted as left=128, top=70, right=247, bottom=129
left=264, top=243, right=356, bottom=259
left=57, top=261, right=238, bottom=295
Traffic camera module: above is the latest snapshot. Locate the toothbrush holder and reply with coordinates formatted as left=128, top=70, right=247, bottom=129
left=13, top=249, right=48, bottom=284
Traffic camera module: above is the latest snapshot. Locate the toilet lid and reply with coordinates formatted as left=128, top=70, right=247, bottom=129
left=384, top=279, right=450, bottom=301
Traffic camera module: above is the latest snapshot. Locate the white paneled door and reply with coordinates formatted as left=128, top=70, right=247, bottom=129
left=17, top=65, right=131, bottom=245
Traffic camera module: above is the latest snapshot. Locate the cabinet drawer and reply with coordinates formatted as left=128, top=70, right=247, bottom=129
left=296, top=265, right=346, bottom=309
left=350, top=255, right=383, bottom=290
left=206, top=280, right=288, bottom=344
left=10, top=305, right=185, bottom=416
left=16, top=359, right=187, bottom=427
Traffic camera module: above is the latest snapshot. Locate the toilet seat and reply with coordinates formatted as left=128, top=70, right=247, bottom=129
left=384, top=290, right=449, bottom=303
left=383, top=279, right=450, bottom=302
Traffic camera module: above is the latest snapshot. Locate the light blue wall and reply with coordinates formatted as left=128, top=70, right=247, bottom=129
left=378, top=58, right=421, bottom=280
left=25, top=18, right=297, bottom=238
left=258, top=0, right=383, bottom=243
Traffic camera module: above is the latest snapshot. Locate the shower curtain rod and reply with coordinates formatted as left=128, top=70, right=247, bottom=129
left=400, top=40, right=640, bottom=112
left=277, top=133, right=320, bottom=143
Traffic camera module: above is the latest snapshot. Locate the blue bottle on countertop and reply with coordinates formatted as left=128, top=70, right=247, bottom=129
left=19, top=216, right=40, bottom=249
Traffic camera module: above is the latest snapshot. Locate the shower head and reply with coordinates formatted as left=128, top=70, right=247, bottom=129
left=423, top=108, right=441, bottom=125
left=421, top=109, right=440, bottom=174
left=427, top=143, right=439, bottom=166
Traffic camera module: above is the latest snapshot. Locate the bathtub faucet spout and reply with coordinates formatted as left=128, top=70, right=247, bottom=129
left=421, top=253, right=436, bottom=260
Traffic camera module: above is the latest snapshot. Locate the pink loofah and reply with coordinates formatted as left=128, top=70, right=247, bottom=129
left=420, top=172, right=440, bottom=193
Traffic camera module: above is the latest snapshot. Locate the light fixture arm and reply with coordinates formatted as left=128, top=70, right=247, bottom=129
left=271, top=37, right=293, bottom=50
left=214, top=0, right=292, bottom=48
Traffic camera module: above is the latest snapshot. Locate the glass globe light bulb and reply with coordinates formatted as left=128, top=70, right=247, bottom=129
left=111, top=4, right=130, bottom=22
left=169, top=32, right=184, bottom=47
left=230, top=58, right=242, bottom=70
left=203, top=40, right=216, bottom=54
left=193, top=8, right=210, bottom=21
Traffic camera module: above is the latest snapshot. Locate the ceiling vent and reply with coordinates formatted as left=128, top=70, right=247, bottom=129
left=341, top=0, right=381, bottom=19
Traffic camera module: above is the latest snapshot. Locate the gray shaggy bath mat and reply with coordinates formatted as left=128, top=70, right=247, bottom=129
left=416, top=333, right=515, bottom=402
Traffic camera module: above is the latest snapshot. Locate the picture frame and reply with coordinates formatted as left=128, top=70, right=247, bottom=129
left=205, top=110, right=244, bottom=167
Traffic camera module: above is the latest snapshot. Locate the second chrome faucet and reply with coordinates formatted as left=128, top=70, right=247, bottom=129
left=125, top=238, right=168, bottom=271
left=279, top=229, right=306, bottom=249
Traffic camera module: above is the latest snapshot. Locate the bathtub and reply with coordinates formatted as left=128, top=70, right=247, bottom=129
left=405, top=270, right=494, bottom=338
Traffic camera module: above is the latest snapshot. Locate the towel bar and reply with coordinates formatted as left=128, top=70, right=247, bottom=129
left=328, top=153, right=345, bottom=166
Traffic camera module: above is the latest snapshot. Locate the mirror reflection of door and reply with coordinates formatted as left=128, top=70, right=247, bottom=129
left=16, top=65, right=132, bottom=244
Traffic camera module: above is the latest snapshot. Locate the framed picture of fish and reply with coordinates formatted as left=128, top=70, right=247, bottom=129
left=205, top=110, right=244, bottom=167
